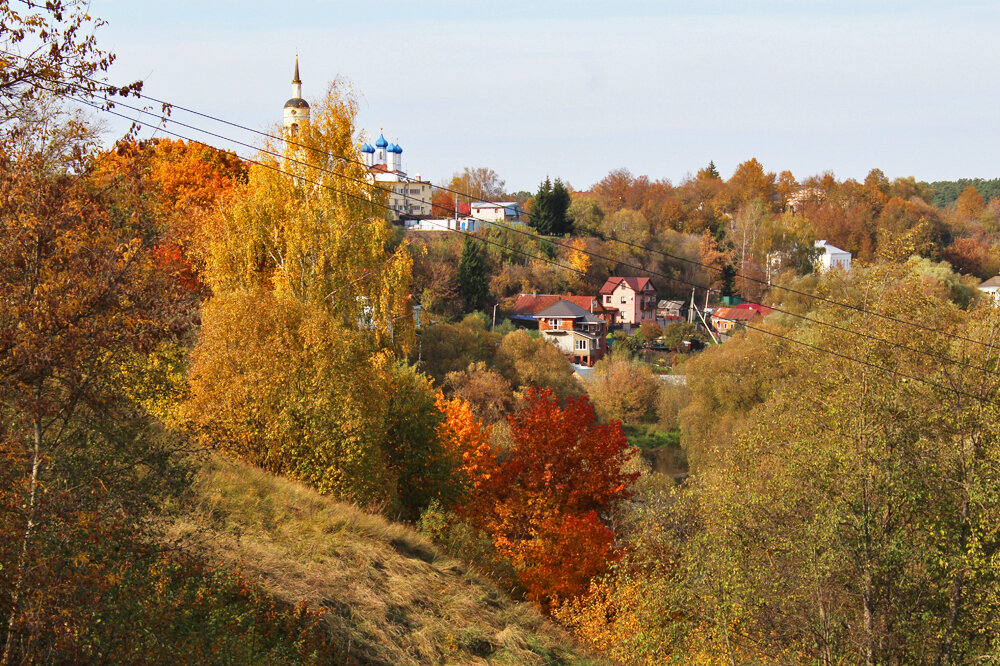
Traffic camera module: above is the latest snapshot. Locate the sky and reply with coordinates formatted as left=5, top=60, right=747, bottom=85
left=89, top=0, right=1000, bottom=193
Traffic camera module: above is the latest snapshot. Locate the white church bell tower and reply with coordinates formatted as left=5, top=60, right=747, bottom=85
left=283, top=56, right=310, bottom=136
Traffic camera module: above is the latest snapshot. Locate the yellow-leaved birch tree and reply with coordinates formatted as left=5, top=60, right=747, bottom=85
left=186, top=81, right=446, bottom=510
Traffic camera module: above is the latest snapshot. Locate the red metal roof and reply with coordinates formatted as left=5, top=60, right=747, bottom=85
left=598, top=276, right=655, bottom=295
left=733, top=302, right=775, bottom=316
left=510, top=294, right=601, bottom=316
left=713, top=306, right=768, bottom=322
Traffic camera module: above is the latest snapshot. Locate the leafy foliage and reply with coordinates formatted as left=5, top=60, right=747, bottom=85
left=563, top=263, right=1000, bottom=663
left=184, top=81, right=456, bottom=517
left=445, top=389, right=638, bottom=610
left=495, top=329, right=581, bottom=398
left=930, top=178, right=1000, bottom=209
left=587, top=354, right=659, bottom=425
left=0, top=0, right=141, bottom=125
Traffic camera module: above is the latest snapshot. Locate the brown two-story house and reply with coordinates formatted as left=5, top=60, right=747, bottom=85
left=534, top=300, right=608, bottom=367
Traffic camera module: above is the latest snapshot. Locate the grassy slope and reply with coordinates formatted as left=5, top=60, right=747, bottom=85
left=167, top=455, right=600, bottom=665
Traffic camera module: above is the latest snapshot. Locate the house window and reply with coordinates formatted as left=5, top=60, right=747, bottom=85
left=605, top=295, right=611, bottom=304
left=547, top=318, right=559, bottom=327
left=575, top=339, right=588, bottom=350
left=621, top=296, right=627, bottom=303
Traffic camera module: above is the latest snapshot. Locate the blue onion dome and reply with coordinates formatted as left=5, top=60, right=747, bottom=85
left=375, top=134, right=389, bottom=148
left=284, top=98, right=309, bottom=109
left=361, top=143, right=374, bottom=153
left=392, top=144, right=403, bottom=154
left=387, top=143, right=398, bottom=152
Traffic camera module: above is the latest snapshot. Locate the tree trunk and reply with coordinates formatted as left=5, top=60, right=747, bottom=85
left=936, top=497, right=970, bottom=666
left=1, top=417, right=43, bottom=666
left=864, top=585, right=875, bottom=666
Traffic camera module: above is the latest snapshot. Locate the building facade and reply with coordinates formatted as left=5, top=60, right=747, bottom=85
left=710, top=303, right=774, bottom=334
left=404, top=217, right=483, bottom=232
left=814, top=240, right=852, bottom=272
left=283, top=57, right=310, bottom=136
left=470, top=202, right=521, bottom=223
left=508, top=293, right=613, bottom=328
left=978, top=276, right=1000, bottom=304
left=598, top=277, right=658, bottom=327
left=360, top=134, right=433, bottom=221
left=534, top=300, right=607, bottom=367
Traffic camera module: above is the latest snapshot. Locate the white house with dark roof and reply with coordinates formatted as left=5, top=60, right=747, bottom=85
left=978, top=276, right=1000, bottom=304
left=535, top=300, right=608, bottom=367
left=814, top=240, right=852, bottom=272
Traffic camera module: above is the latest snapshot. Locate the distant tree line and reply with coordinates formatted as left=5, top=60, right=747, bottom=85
left=930, top=178, right=1000, bottom=208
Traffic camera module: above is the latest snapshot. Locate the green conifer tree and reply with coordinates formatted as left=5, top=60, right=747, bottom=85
left=457, top=235, right=490, bottom=312
left=530, top=177, right=572, bottom=236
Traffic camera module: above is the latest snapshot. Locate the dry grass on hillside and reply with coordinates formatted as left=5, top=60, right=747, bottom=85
left=166, top=455, right=601, bottom=665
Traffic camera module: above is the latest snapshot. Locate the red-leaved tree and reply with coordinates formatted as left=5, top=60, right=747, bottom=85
left=451, top=388, right=638, bottom=610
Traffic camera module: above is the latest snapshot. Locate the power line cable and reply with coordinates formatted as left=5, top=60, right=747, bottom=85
left=54, top=83, right=1000, bottom=379
left=10, top=46, right=993, bottom=351
left=55, top=91, right=1000, bottom=407
left=62, top=92, right=584, bottom=279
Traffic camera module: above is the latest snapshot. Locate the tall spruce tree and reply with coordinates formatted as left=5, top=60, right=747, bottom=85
left=457, top=235, right=490, bottom=312
left=530, top=177, right=572, bottom=235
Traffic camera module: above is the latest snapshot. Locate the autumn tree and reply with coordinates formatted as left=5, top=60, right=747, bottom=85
left=698, top=230, right=734, bottom=293
left=495, top=329, right=581, bottom=398
left=0, top=0, right=141, bottom=126
left=410, top=233, right=463, bottom=319
left=567, top=196, right=604, bottom=236
left=185, top=81, right=444, bottom=513
left=431, top=187, right=456, bottom=217
left=434, top=393, right=496, bottom=503
left=568, top=262, right=1000, bottom=663
left=587, top=354, right=660, bottom=424
left=603, top=208, right=651, bottom=247
left=725, top=157, right=776, bottom=211
left=954, top=184, right=986, bottom=223
left=942, top=236, right=1000, bottom=279
left=453, top=389, right=639, bottom=609
left=673, top=270, right=1000, bottom=662
left=661, top=321, right=699, bottom=352
left=444, top=362, right=516, bottom=424
left=94, top=138, right=247, bottom=308
left=416, top=314, right=500, bottom=384
left=0, top=112, right=186, bottom=661
left=447, top=166, right=505, bottom=206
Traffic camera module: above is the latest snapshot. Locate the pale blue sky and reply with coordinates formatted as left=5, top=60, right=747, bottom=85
left=92, top=1, right=1000, bottom=192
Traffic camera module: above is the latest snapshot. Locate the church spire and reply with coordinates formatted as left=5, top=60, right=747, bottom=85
left=291, top=55, right=302, bottom=99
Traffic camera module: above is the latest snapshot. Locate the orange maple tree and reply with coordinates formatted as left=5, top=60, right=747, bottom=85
left=97, top=138, right=247, bottom=298
left=443, top=388, right=638, bottom=610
